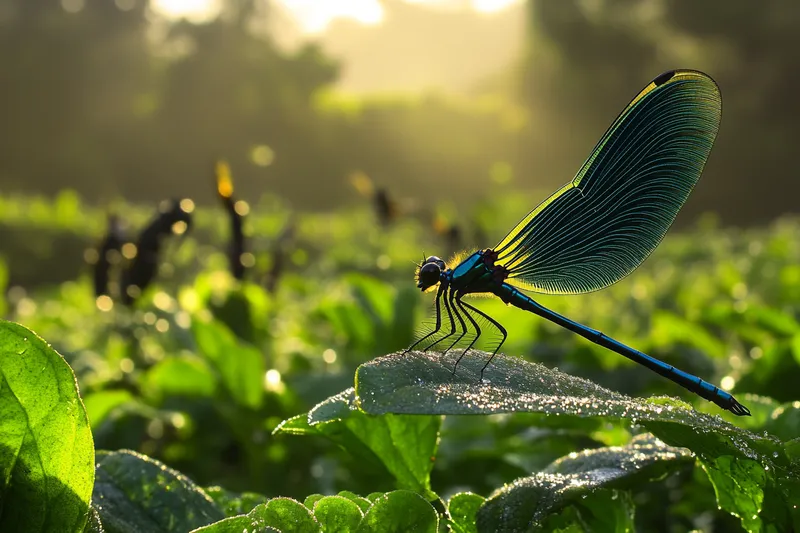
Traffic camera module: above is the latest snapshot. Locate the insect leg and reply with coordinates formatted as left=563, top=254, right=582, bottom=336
left=423, top=285, right=459, bottom=351
left=460, top=299, right=508, bottom=381
left=404, top=283, right=445, bottom=354
left=451, top=293, right=482, bottom=374
left=440, top=288, right=469, bottom=362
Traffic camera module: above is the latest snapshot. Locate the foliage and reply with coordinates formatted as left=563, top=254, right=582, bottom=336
left=2, top=190, right=800, bottom=531
left=2, top=1, right=799, bottom=224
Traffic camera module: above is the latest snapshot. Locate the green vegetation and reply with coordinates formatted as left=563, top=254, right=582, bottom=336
left=2, top=1, right=799, bottom=224
left=1, top=192, right=799, bottom=532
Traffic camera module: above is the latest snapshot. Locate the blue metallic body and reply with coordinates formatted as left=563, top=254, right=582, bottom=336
left=438, top=250, right=746, bottom=415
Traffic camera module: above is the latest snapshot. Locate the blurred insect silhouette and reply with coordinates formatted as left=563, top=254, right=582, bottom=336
left=264, top=215, right=296, bottom=294
left=431, top=211, right=463, bottom=256
left=216, top=160, right=250, bottom=281
left=120, top=198, right=194, bottom=305
left=408, top=70, right=750, bottom=416
left=90, top=213, right=128, bottom=298
left=350, top=171, right=400, bottom=227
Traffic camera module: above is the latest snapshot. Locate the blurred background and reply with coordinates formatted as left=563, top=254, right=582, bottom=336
left=1, top=0, right=798, bottom=221
left=1, top=2, right=800, bottom=527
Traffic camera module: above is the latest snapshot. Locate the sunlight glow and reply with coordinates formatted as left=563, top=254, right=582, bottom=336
left=151, top=0, right=522, bottom=33
left=280, top=0, right=384, bottom=33
left=471, top=0, right=520, bottom=13
left=150, top=0, right=220, bottom=22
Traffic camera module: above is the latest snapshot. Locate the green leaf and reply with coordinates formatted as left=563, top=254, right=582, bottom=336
left=0, top=258, right=7, bottom=317
left=191, top=317, right=264, bottom=409
left=192, top=497, right=318, bottom=533
left=764, top=401, right=800, bottom=442
left=84, top=506, right=105, bottom=533
left=92, top=450, right=224, bottom=533
left=477, top=434, right=689, bottom=531
left=701, top=456, right=766, bottom=533
left=571, top=490, right=635, bottom=533
left=278, top=388, right=442, bottom=497
left=191, top=516, right=280, bottom=533
left=0, top=320, right=94, bottom=533
left=254, top=497, right=319, bottom=532
left=652, top=311, right=726, bottom=359
left=312, top=495, right=364, bottom=532
left=448, top=492, right=484, bottom=533
left=337, top=491, right=373, bottom=513
left=204, top=486, right=266, bottom=517
left=142, top=356, right=217, bottom=402
left=356, top=351, right=789, bottom=468
left=303, top=494, right=325, bottom=510
left=356, top=490, right=438, bottom=533
left=273, top=413, right=315, bottom=436
left=82, top=390, right=136, bottom=429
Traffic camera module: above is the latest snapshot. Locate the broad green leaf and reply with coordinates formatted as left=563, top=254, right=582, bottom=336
left=569, top=490, right=635, bottom=533
left=356, top=490, right=438, bottom=533
left=84, top=506, right=104, bottom=533
left=0, top=259, right=7, bottom=317
left=0, top=320, right=94, bottom=533
left=312, top=495, right=364, bottom=532
left=92, top=450, right=224, bottom=533
left=204, top=486, right=266, bottom=517
left=273, top=413, right=315, bottom=435
left=191, top=317, right=265, bottom=409
left=652, top=311, right=726, bottom=359
left=277, top=388, right=441, bottom=497
left=82, top=390, right=136, bottom=429
left=477, top=434, right=689, bottom=531
left=303, top=493, right=325, bottom=510
left=191, top=516, right=280, bottom=533
left=337, top=491, right=373, bottom=513
left=448, top=492, right=484, bottom=533
left=253, top=497, right=319, bottom=532
left=764, top=401, right=800, bottom=442
left=701, top=456, right=766, bottom=533
left=142, top=356, right=217, bottom=402
left=356, top=351, right=789, bottom=469
left=308, top=387, right=357, bottom=424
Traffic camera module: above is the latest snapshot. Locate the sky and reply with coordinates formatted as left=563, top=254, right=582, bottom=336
left=150, top=0, right=522, bottom=33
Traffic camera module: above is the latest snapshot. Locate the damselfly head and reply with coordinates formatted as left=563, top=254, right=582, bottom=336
left=416, top=256, right=445, bottom=291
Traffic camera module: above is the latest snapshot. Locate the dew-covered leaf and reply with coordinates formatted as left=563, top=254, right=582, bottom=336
left=92, top=450, right=224, bottom=533
left=312, top=495, right=364, bottom=532
left=253, top=497, right=319, bottom=532
left=204, top=486, right=266, bottom=517
left=303, top=494, right=325, bottom=510
left=355, top=490, right=438, bottom=533
left=569, top=489, right=635, bottom=533
left=356, top=351, right=790, bottom=469
left=476, top=434, right=689, bottom=531
left=701, top=456, right=766, bottom=533
left=448, top=492, right=484, bottom=533
left=275, top=388, right=441, bottom=497
left=272, top=413, right=315, bottom=435
left=337, top=491, right=373, bottom=513
left=191, top=516, right=280, bottom=533
left=0, top=320, right=94, bottom=533
left=84, top=506, right=104, bottom=533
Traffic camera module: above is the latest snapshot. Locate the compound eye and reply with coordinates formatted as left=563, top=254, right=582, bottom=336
left=424, top=256, right=445, bottom=269
left=417, top=262, right=441, bottom=289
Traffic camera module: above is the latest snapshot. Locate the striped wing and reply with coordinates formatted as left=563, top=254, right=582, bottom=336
left=494, top=70, right=721, bottom=295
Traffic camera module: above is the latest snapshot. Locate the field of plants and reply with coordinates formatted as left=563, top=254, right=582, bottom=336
left=1, top=190, right=799, bottom=532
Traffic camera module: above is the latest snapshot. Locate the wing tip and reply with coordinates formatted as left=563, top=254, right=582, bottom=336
left=653, top=70, right=676, bottom=86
